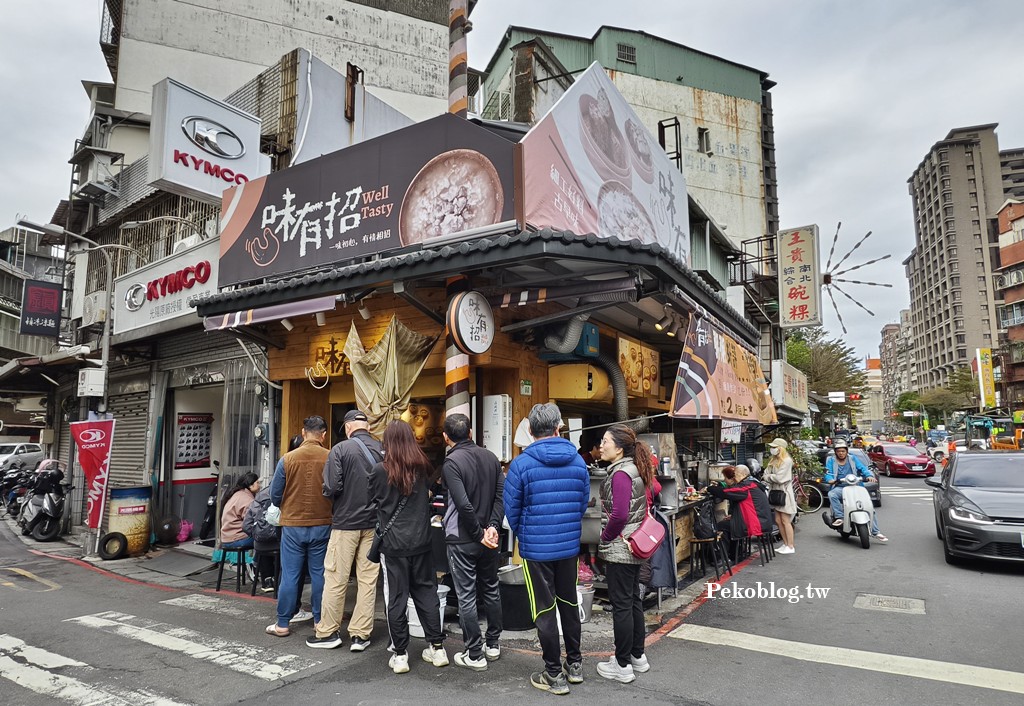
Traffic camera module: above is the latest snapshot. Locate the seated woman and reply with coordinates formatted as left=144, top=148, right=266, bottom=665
left=220, top=472, right=260, bottom=551
left=705, top=465, right=769, bottom=548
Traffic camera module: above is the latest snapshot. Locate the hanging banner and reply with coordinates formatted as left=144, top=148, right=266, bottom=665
left=519, top=62, right=690, bottom=264
left=175, top=413, right=214, bottom=469
left=976, top=348, right=996, bottom=408
left=19, top=279, right=63, bottom=338
left=778, top=225, right=822, bottom=328
left=670, top=317, right=777, bottom=424
left=70, top=419, right=116, bottom=529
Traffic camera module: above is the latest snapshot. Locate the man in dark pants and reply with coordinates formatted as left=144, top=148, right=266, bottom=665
left=504, top=403, right=589, bottom=695
left=441, top=413, right=504, bottom=672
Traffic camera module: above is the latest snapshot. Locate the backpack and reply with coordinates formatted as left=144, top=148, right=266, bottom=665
left=242, top=488, right=280, bottom=544
left=693, top=501, right=716, bottom=540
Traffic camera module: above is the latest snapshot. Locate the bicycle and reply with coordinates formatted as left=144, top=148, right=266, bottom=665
left=793, top=472, right=824, bottom=514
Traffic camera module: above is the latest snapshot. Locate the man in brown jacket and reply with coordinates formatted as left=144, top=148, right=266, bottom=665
left=267, top=415, right=333, bottom=636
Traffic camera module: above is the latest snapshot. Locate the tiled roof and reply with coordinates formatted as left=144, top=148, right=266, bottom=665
left=192, top=230, right=758, bottom=341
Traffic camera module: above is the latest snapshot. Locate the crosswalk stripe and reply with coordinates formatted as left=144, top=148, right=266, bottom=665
left=160, top=594, right=252, bottom=618
left=0, top=635, right=189, bottom=705
left=669, top=624, right=1024, bottom=695
left=64, top=611, right=318, bottom=681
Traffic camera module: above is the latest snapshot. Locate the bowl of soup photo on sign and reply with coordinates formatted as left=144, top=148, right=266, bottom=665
left=624, top=119, right=654, bottom=184
left=399, top=149, right=504, bottom=246
left=577, top=89, right=631, bottom=187
left=597, top=181, right=656, bottom=244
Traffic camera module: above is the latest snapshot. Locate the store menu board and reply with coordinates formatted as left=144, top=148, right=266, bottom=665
left=175, top=413, right=214, bottom=469
left=617, top=335, right=660, bottom=397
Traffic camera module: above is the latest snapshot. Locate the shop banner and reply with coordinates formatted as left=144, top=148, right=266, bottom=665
left=519, top=62, right=689, bottom=264
left=217, top=113, right=515, bottom=287
left=670, top=317, right=777, bottom=424
left=19, top=279, right=62, bottom=338
left=70, top=419, right=115, bottom=529
left=175, top=413, right=214, bottom=469
left=976, top=348, right=996, bottom=408
left=778, top=225, right=822, bottom=328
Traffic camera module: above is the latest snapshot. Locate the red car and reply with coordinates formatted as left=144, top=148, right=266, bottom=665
left=867, top=442, right=936, bottom=477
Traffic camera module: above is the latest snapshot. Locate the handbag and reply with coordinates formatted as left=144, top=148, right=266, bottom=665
left=366, top=493, right=409, bottom=564
left=627, top=512, right=666, bottom=559
left=768, top=488, right=786, bottom=507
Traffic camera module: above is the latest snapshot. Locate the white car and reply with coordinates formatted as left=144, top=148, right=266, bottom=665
left=0, top=442, right=45, bottom=471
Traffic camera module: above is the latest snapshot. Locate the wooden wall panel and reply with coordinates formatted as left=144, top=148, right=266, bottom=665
left=279, top=379, right=331, bottom=455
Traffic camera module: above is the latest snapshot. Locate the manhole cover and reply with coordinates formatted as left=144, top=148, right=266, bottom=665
left=853, top=593, right=926, bottom=615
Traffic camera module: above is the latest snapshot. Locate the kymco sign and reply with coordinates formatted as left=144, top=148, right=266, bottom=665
left=148, top=78, right=269, bottom=204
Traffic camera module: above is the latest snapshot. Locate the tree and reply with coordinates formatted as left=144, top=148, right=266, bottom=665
left=918, top=387, right=964, bottom=420
left=894, top=391, right=921, bottom=414
left=947, top=366, right=978, bottom=406
left=785, top=327, right=868, bottom=421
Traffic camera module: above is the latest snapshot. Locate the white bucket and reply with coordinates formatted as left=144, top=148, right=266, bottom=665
left=408, top=585, right=449, bottom=638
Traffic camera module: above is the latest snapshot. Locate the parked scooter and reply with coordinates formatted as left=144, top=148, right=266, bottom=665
left=17, top=460, right=70, bottom=542
left=1, top=465, right=36, bottom=517
left=822, top=473, right=873, bottom=549
left=197, top=461, right=221, bottom=546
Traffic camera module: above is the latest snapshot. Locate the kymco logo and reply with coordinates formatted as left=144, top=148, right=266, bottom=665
left=79, top=429, right=106, bottom=443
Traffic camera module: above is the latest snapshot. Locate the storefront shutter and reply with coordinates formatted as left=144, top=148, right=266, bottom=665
left=106, top=390, right=151, bottom=489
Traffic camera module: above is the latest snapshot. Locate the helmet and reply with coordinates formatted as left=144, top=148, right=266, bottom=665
left=833, top=439, right=849, bottom=449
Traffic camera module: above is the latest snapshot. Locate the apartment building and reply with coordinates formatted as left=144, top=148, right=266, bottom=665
left=996, top=199, right=1024, bottom=405
left=878, top=308, right=916, bottom=423
left=904, top=125, right=1008, bottom=389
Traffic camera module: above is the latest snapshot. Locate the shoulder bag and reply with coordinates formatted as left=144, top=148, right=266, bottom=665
left=768, top=488, right=787, bottom=507
left=366, top=493, right=409, bottom=564
left=627, top=511, right=666, bottom=559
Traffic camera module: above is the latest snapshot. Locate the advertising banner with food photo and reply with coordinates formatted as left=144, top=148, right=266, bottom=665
left=670, top=317, right=777, bottom=424
left=617, top=335, right=660, bottom=397
left=519, top=62, right=689, bottom=264
left=218, top=113, right=515, bottom=287
left=175, top=413, right=214, bottom=469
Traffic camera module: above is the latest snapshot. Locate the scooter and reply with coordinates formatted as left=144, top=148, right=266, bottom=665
left=1, top=465, right=35, bottom=517
left=17, top=461, right=69, bottom=542
left=197, top=461, right=221, bottom=546
left=821, top=473, right=873, bottom=549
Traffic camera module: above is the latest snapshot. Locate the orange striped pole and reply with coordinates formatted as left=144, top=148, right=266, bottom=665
left=449, top=0, right=468, bottom=118
left=445, top=275, right=471, bottom=418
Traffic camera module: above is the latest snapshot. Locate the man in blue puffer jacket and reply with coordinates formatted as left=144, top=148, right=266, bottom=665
left=504, top=403, right=589, bottom=696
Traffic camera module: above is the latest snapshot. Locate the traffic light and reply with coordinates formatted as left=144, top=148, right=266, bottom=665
left=849, top=393, right=862, bottom=401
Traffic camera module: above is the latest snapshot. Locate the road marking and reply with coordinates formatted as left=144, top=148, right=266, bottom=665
left=4, top=567, right=61, bottom=591
left=160, top=593, right=252, bottom=618
left=0, top=634, right=188, bottom=705
left=669, top=624, right=1024, bottom=695
left=65, top=611, right=318, bottom=681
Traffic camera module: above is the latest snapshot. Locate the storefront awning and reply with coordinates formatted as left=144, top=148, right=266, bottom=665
left=202, top=295, right=337, bottom=332
left=0, top=345, right=93, bottom=393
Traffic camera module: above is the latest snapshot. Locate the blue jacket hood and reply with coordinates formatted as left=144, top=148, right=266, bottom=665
left=523, top=436, right=579, bottom=466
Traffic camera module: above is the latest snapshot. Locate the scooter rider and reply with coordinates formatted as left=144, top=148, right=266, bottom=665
left=824, top=440, right=888, bottom=542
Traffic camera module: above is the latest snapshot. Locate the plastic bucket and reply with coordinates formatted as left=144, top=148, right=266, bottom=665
left=408, top=585, right=449, bottom=638
left=107, top=486, right=152, bottom=556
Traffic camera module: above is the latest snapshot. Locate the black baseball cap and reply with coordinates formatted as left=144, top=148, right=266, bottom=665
left=343, top=409, right=368, bottom=423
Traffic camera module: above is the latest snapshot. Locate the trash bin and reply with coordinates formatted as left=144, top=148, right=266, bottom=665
left=107, top=486, right=152, bottom=556
left=408, top=584, right=449, bottom=638
left=498, top=563, right=534, bottom=631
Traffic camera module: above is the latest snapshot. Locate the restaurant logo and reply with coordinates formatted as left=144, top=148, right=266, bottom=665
left=181, top=116, right=246, bottom=159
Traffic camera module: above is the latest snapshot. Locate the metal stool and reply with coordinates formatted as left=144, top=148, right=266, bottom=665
left=687, top=531, right=732, bottom=581
left=215, top=546, right=250, bottom=592
left=733, top=533, right=774, bottom=566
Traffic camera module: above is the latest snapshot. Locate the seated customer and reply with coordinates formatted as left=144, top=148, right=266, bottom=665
left=221, top=472, right=260, bottom=550
left=705, top=465, right=768, bottom=548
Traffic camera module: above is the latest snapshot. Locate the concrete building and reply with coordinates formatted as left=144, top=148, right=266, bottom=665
left=904, top=125, right=1009, bottom=389
left=995, top=198, right=1024, bottom=406
left=102, top=0, right=450, bottom=123
left=857, top=357, right=884, bottom=433
left=880, top=322, right=901, bottom=420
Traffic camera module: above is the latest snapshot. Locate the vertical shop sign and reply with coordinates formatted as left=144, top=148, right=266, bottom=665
left=19, top=279, right=63, bottom=337
left=976, top=348, right=996, bottom=409
left=175, top=413, right=214, bottom=469
left=778, top=225, right=822, bottom=328
left=70, top=419, right=116, bottom=529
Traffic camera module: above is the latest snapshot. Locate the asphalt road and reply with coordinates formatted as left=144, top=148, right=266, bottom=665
left=1, top=476, right=1022, bottom=705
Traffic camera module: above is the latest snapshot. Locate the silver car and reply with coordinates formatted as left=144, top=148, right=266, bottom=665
left=927, top=451, right=1024, bottom=565
left=0, top=443, right=45, bottom=471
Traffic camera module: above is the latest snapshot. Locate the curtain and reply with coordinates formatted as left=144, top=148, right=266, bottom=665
left=343, top=316, right=440, bottom=435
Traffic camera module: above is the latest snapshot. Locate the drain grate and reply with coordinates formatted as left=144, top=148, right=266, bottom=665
left=853, top=593, right=926, bottom=615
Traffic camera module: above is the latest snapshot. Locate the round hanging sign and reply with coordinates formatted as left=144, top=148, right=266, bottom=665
left=447, top=290, right=494, bottom=355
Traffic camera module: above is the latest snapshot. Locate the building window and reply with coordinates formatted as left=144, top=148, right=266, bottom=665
left=957, top=349, right=967, bottom=359
left=697, top=127, right=712, bottom=155
left=617, top=43, right=637, bottom=64
left=956, top=334, right=966, bottom=344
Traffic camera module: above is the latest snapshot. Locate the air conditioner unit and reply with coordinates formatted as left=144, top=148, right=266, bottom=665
left=81, top=291, right=108, bottom=327
left=173, top=235, right=200, bottom=253
left=1013, top=270, right=1024, bottom=285
left=996, top=274, right=1008, bottom=289
left=14, top=396, right=48, bottom=413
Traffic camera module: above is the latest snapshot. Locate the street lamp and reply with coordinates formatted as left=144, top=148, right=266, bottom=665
left=120, top=215, right=207, bottom=239
left=17, top=219, right=143, bottom=413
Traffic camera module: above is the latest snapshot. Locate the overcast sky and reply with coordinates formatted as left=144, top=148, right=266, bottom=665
left=3, top=1, right=1024, bottom=363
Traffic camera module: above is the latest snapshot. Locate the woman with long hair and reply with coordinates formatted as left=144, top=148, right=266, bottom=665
left=220, top=471, right=260, bottom=550
left=763, top=438, right=797, bottom=554
left=596, top=424, right=654, bottom=684
left=369, top=420, right=447, bottom=674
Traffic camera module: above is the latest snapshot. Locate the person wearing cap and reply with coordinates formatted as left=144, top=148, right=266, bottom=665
left=824, top=439, right=888, bottom=542
left=763, top=438, right=797, bottom=554
left=267, top=415, right=333, bottom=637
left=307, top=409, right=384, bottom=651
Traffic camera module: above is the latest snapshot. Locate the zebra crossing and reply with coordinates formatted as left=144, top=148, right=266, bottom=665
left=882, top=487, right=935, bottom=501
left=0, top=594, right=321, bottom=704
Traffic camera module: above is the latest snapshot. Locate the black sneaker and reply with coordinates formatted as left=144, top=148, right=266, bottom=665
left=350, top=636, right=370, bottom=652
left=260, top=578, right=275, bottom=594
left=305, top=631, right=342, bottom=649
left=531, top=670, right=570, bottom=695
left=562, top=660, right=584, bottom=684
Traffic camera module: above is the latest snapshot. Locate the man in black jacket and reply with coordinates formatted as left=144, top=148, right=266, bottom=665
left=307, top=409, right=383, bottom=651
left=441, top=413, right=504, bottom=672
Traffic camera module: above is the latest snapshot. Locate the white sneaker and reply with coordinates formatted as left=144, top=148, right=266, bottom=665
left=454, top=651, right=488, bottom=671
left=389, top=653, right=410, bottom=674
left=422, top=644, right=449, bottom=667
left=596, top=656, right=635, bottom=683
left=776, top=545, right=794, bottom=555
left=630, top=654, right=650, bottom=673
left=484, top=645, right=501, bottom=662
left=289, top=609, right=313, bottom=623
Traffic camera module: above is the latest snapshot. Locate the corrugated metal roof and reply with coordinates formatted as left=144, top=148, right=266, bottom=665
left=192, top=229, right=758, bottom=342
